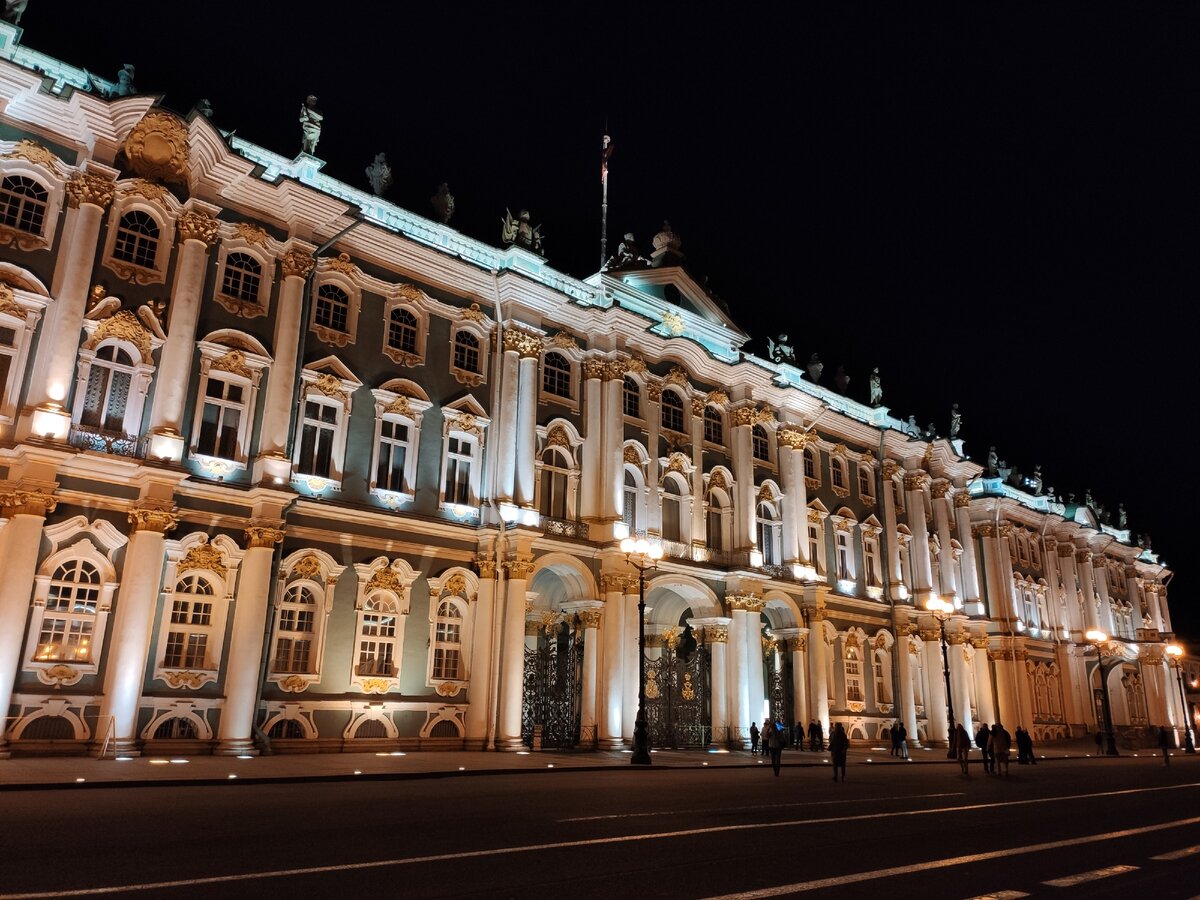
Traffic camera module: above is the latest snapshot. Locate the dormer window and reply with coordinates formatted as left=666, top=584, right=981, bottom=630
left=0, top=175, right=48, bottom=234
left=661, top=389, right=684, bottom=432
left=112, top=210, right=159, bottom=269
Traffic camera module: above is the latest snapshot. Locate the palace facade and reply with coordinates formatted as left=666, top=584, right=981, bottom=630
left=0, top=23, right=1186, bottom=757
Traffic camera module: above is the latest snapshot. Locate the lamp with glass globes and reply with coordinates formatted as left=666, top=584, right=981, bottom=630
left=1166, top=644, right=1196, bottom=754
left=619, top=536, right=663, bottom=766
left=1085, top=629, right=1120, bottom=756
left=925, top=596, right=956, bottom=757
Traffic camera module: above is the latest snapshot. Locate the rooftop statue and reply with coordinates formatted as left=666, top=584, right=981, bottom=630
left=365, top=152, right=393, bottom=197
left=906, top=415, right=919, bottom=436
left=1085, top=488, right=1094, bottom=508
left=1031, top=464, right=1043, bottom=495
left=196, top=98, right=214, bottom=118
left=949, top=403, right=962, bottom=440
left=767, top=334, right=796, bottom=365
left=834, top=365, right=850, bottom=394
left=652, top=220, right=682, bottom=254
left=806, top=353, right=823, bottom=384
left=87, top=63, right=136, bottom=99
left=613, top=232, right=649, bottom=267
left=430, top=183, right=455, bottom=224
left=986, top=446, right=998, bottom=477
left=3, top=0, right=28, bottom=25
left=1118, top=503, right=1127, bottom=529
left=868, top=368, right=882, bottom=406
left=501, top=208, right=544, bottom=255
left=299, top=95, right=323, bottom=156
left=924, top=423, right=937, bottom=441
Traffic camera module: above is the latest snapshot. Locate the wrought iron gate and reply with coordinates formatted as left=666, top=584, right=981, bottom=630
left=522, top=617, right=584, bottom=749
left=644, top=627, right=711, bottom=748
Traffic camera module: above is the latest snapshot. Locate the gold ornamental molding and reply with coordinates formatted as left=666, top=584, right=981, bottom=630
left=383, top=395, right=413, bottom=417
left=599, top=573, right=628, bottom=593
left=291, top=554, right=323, bottom=581
left=361, top=677, right=392, bottom=694
left=930, top=481, right=952, bottom=499
left=706, top=390, right=728, bottom=406
left=129, top=505, right=179, bottom=534
left=664, top=365, right=690, bottom=387
left=311, top=372, right=349, bottom=402
left=947, top=633, right=967, bottom=645
left=210, top=349, right=253, bottom=379
left=87, top=310, right=153, bottom=361
left=646, top=384, right=663, bottom=403
left=705, top=626, right=730, bottom=643
left=548, top=332, right=578, bottom=351
left=475, top=557, right=497, bottom=579
left=729, top=406, right=755, bottom=428
left=65, top=172, right=116, bottom=209
left=776, top=426, right=816, bottom=450
left=1075, top=549, right=1092, bottom=563
left=37, top=664, right=82, bottom=687
left=953, top=491, right=972, bottom=508
left=506, top=558, right=534, bottom=579
left=122, top=111, right=190, bottom=184
left=691, top=397, right=707, bottom=417
left=918, top=628, right=941, bottom=642
left=162, top=671, right=206, bottom=690
left=582, top=359, right=606, bottom=380
left=179, top=541, right=227, bottom=576
left=245, top=526, right=285, bottom=550
left=578, top=608, right=603, bottom=628
left=623, top=446, right=642, bottom=466
left=177, top=209, right=220, bottom=246
left=1057, top=543, right=1075, bottom=558
left=325, top=251, right=358, bottom=276
left=459, top=302, right=486, bottom=323
left=0, top=489, right=57, bottom=517
left=902, top=472, right=929, bottom=492
left=367, top=567, right=404, bottom=594
left=546, top=425, right=570, bottom=448
left=788, top=635, right=807, bottom=652
left=442, top=573, right=467, bottom=597
left=123, top=179, right=169, bottom=203
left=435, top=682, right=462, bottom=697
left=882, top=460, right=900, bottom=479
left=2, top=139, right=57, bottom=168
left=503, top=329, right=543, bottom=358
left=279, top=675, right=309, bottom=693
left=280, top=248, right=315, bottom=278
left=970, top=637, right=990, bottom=650
left=232, top=222, right=270, bottom=245
left=727, top=593, right=765, bottom=613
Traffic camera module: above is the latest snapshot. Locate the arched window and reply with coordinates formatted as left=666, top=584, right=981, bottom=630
left=35, top=560, right=101, bottom=662
left=622, top=469, right=638, bottom=531
left=314, top=284, right=350, bottom=334
left=542, top=351, right=572, bottom=398
left=707, top=491, right=726, bottom=551
left=808, top=518, right=825, bottom=573
left=752, top=425, right=770, bottom=461
left=272, top=584, right=317, bottom=674
left=757, top=502, right=781, bottom=565
left=858, top=466, right=873, bottom=500
left=622, top=377, right=640, bottom=418
left=539, top=447, right=571, bottom=519
left=803, top=447, right=817, bottom=480
left=662, top=476, right=684, bottom=543
left=844, top=645, right=864, bottom=703
left=704, top=406, right=723, bottom=445
left=453, top=330, right=480, bottom=373
left=432, top=600, right=463, bottom=680
left=163, top=573, right=215, bottom=669
left=831, top=457, right=847, bottom=490
left=220, top=252, right=262, bottom=303
left=112, top=210, right=159, bottom=269
left=661, top=389, right=684, bottom=432
left=387, top=307, right=418, bottom=355
left=836, top=529, right=853, bottom=581
left=0, top=175, right=48, bottom=234
left=356, top=594, right=399, bottom=676
left=80, top=344, right=135, bottom=433
left=873, top=647, right=892, bottom=704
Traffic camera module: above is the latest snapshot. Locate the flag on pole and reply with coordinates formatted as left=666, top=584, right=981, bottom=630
left=602, top=134, right=613, bottom=187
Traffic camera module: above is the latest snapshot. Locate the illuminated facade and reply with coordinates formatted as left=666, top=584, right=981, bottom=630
left=0, top=23, right=1186, bottom=757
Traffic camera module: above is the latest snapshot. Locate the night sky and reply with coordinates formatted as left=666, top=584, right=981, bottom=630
left=20, top=6, right=1199, bottom=634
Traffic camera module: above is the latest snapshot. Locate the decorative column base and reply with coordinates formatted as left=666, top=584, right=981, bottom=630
left=213, top=739, right=259, bottom=757
left=497, top=736, right=527, bottom=752
left=599, top=737, right=627, bottom=751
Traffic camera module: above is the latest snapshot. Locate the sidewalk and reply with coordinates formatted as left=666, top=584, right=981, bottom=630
left=0, top=735, right=1161, bottom=791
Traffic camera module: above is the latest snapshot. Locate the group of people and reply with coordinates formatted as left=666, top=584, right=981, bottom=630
left=887, top=722, right=910, bottom=759
left=947, top=722, right=1037, bottom=775
left=749, top=719, right=828, bottom=753
left=748, top=718, right=851, bottom=780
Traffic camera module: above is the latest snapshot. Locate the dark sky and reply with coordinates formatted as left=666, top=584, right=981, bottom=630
left=21, top=5, right=1199, bottom=634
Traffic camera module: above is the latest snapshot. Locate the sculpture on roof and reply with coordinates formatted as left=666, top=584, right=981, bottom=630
left=905, top=415, right=919, bottom=436
left=3, top=0, right=28, bottom=25
left=1118, top=503, right=1127, bottom=529
left=613, top=232, right=649, bottom=267
left=88, top=63, right=137, bottom=98
left=365, top=152, right=393, bottom=197
left=652, top=220, right=682, bottom=255
left=1085, top=487, right=1094, bottom=508
left=430, top=183, right=455, bottom=224
left=501, top=208, right=544, bottom=255
left=196, top=98, right=214, bottom=118
left=806, top=353, right=823, bottom=384
left=834, top=366, right=850, bottom=394
left=767, top=334, right=795, bottom=365
left=299, top=95, right=323, bottom=156
left=868, top=368, right=882, bottom=406
left=949, top=403, right=962, bottom=440
left=986, top=446, right=998, bottom=477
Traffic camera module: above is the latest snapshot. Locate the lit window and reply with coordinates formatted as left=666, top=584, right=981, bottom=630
left=220, top=252, right=262, bottom=304
left=707, top=491, right=726, bottom=551
left=112, top=210, right=159, bottom=269
left=444, top=435, right=474, bottom=506
left=375, top=418, right=411, bottom=494
left=542, top=351, right=572, bottom=398
left=757, top=502, right=781, bottom=566
left=704, top=406, right=723, bottom=445
left=356, top=595, right=399, bottom=677
left=803, top=447, right=817, bottom=480
left=622, top=377, right=640, bottom=418
left=272, top=584, right=317, bottom=674
left=836, top=530, right=853, bottom=581
left=0, top=175, right=48, bottom=234
left=808, top=521, right=824, bottom=573
left=297, top=398, right=340, bottom=479
left=662, top=476, right=684, bottom=543
left=661, top=389, right=684, bottom=432
left=163, top=574, right=214, bottom=669
left=622, top=469, right=639, bottom=532
left=195, top=376, right=244, bottom=460
left=453, top=330, right=480, bottom=373
left=432, top=600, right=463, bottom=680
left=387, top=308, right=418, bottom=355
left=844, top=647, right=863, bottom=703
left=36, top=560, right=100, bottom=662
left=0, top=324, right=18, bottom=403
left=752, top=425, right=770, bottom=461
left=539, top=446, right=571, bottom=520
left=315, top=284, right=349, bottom=333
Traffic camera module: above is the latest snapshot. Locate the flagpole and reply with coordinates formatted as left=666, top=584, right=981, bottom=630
left=600, top=133, right=611, bottom=269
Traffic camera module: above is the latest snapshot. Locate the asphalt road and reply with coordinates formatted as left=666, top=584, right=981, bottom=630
left=2, top=756, right=1199, bottom=899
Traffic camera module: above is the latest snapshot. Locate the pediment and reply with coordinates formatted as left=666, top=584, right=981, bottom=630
left=306, top=355, right=361, bottom=385
left=609, top=266, right=749, bottom=341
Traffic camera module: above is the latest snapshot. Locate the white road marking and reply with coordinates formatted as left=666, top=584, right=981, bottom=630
left=966, top=892, right=1029, bottom=899
left=1042, top=864, right=1139, bottom=887
left=0, top=784, right=1196, bottom=899
left=701, top=820, right=1195, bottom=899
left=559, top=792, right=965, bottom=822
left=1152, top=844, right=1200, bottom=861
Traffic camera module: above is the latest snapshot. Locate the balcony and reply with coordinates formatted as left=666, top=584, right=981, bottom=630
left=539, top=516, right=590, bottom=541
left=69, top=424, right=142, bottom=458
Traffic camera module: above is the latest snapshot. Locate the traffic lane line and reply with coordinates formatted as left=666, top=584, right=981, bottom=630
left=1042, top=864, right=1139, bottom=887
left=558, top=791, right=966, bottom=821
left=1151, top=844, right=1200, bottom=860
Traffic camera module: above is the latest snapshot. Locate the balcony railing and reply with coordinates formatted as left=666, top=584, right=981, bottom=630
left=539, top=516, right=590, bottom=541
left=69, top=424, right=142, bottom=458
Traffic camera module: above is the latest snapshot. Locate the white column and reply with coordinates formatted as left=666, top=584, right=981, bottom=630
left=973, top=641, right=997, bottom=727
left=992, top=645, right=1020, bottom=730
left=622, top=587, right=640, bottom=741
left=745, top=601, right=766, bottom=724
left=598, top=574, right=626, bottom=748
left=602, top=370, right=625, bottom=524
left=496, top=558, right=532, bottom=750
left=254, top=249, right=313, bottom=482
left=1092, top=558, right=1116, bottom=636
left=513, top=351, right=539, bottom=508
left=777, top=429, right=807, bottom=565
left=931, top=484, right=958, bottom=600
left=579, top=361, right=604, bottom=521
left=807, top=611, right=830, bottom=736
left=1125, top=568, right=1144, bottom=631
left=24, top=172, right=115, bottom=420
left=922, top=630, right=950, bottom=744
left=726, top=604, right=746, bottom=746
left=690, top=398, right=705, bottom=544
left=730, top=408, right=755, bottom=551
left=561, top=600, right=603, bottom=744
left=709, top=627, right=730, bottom=746
left=948, top=632, right=973, bottom=734
left=1058, top=545, right=1083, bottom=635
left=882, top=463, right=904, bottom=597
left=215, top=526, right=283, bottom=754
left=893, top=625, right=919, bottom=741
left=904, top=473, right=934, bottom=603
left=147, top=210, right=219, bottom=460
left=464, top=560, right=497, bottom=748
left=96, top=506, right=177, bottom=756
left=645, top=386, right=663, bottom=536
left=953, top=491, right=982, bottom=613
left=0, top=490, right=55, bottom=756
left=1076, top=550, right=1099, bottom=632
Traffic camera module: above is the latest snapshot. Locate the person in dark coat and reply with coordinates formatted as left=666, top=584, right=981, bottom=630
left=989, top=723, right=1012, bottom=776
left=829, top=723, right=849, bottom=781
left=889, top=723, right=899, bottom=756
left=761, top=718, right=773, bottom=757
left=1016, top=726, right=1037, bottom=764
left=749, top=721, right=760, bottom=754
left=768, top=720, right=785, bottom=776
left=1158, top=725, right=1171, bottom=766
left=975, top=723, right=992, bottom=774
left=1094, top=729, right=1105, bottom=754
left=809, top=720, right=824, bottom=752
left=896, top=722, right=909, bottom=759
left=953, top=724, right=972, bottom=776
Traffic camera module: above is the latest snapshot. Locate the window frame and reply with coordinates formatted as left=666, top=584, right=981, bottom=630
left=189, top=340, right=270, bottom=471
left=438, top=405, right=490, bottom=513
left=0, top=283, right=47, bottom=426
left=70, top=330, right=158, bottom=443
left=622, top=376, right=642, bottom=420
left=449, top=324, right=489, bottom=388
left=102, top=198, right=173, bottom=286
left=267, top=551, right=344, bottom=690
left=703, top=405, right=724, bottom=446
left=213, top=242, right=275, bottom=318
left=660, top=388, right=685, bottom=434
left=540, top=350, right=575, bottom=403
left=0, top=155, right=65, bottom=252
left=368, top=384, right=431, bottom=504
left=291, top=364, right=359, bottom=491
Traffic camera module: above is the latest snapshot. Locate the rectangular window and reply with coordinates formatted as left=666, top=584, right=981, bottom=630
left=845, top=657, right=864, bottom=702
left=197, top=377, right=245, bottom=460
left=163, top=632, right=208, bottom=668
left=298, top=399, right=338, bottom=478
left=445, top=436, right=473, bottom=505
left=376, top=419, right=410, bottom=493
left=432, top=647, right=461, bottom=680
left=36, top=617, right=93, bottom=662
left=273, top=637, right=311, bottom=673
left=0, top=325, right=16, bottom=398
left=808, top=524, right=822, bottom=571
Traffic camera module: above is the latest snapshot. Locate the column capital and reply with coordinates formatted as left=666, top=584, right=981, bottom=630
left=475, top=555, right=498, bottom=579
left=503, top=329, right=543, bottom=358
left=177, top=209, right=220, bottom=246
left=930, top=479, right=952, bottom=499
left=776, top=426, right=817, bottom=450
left=0, top=489, right=57, bottom=517
left=279, top=247, right=315, bottom=278
left=582, top=358, right=607, bottom=380
left=578, top=608, right=603, bottom=628
left=953, top=490, right=972, bottom=508
left=726, top=593, right=765, bottom=613
left=128, top=505, right=179, bottom=534
left=245, top=525, right=285, bottom=548
left=903, top=472, right=929, bottom=491
left=505, top=557, right=534, bottom=579
left=65, top=172, right=116, bottom=209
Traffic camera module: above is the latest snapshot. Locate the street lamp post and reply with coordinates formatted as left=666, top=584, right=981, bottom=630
left=925, top=596, right=955, bottom=758
left=1086, top=630, right=1120, bottom=757
left=1166, top=644, right=1196, bottom=754
left=620, top=536, right=662, bottom=766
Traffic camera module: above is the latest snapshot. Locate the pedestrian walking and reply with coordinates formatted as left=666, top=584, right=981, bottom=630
left=889, top=723, right=898, bottom=756
left=768, top=720, right=785, bottom=776
left=896, top=723, right=908, bottom=759
left=953, top=723, right=971, bottom=776
left=975, top=723, right=992, bottom=774
left=809, top=719, right=824, bottom=752
left=749, top=721, right=759, bottom=754
left=1016, top=727, right=1036, bottom=764
left=829, top=722, right=849, bottom=782
left=1093, top=729, right=1104, bottom=755
left=989, top=723, right=1011, bottom=776
left=1158, top=725, right=1171, bottom=766
left=761, top=718, right=773, bottom=757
